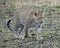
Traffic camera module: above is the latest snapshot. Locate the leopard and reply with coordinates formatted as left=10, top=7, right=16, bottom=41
left=7, top=9, right=44, bottom=40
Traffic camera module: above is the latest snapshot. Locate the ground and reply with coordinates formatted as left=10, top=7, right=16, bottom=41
left=0, top=29, right=60, bottom=48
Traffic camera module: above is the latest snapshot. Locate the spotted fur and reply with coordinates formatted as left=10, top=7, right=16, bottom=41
left=7, top=10, right=44, bottom=40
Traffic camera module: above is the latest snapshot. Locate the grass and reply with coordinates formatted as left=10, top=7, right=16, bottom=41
left=0, top=29, right=60, bottom=48
left=0, top=0, right=60, bottom=48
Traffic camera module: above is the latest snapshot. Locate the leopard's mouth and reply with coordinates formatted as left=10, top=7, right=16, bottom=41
left=39, top=21, right=43, bottom=24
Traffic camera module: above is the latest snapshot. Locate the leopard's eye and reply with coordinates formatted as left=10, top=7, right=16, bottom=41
left=34, top=13, right=37, bottom=16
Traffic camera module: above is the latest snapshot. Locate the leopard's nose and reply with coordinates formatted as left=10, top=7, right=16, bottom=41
left=39, top=21, right=43, bottom=24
